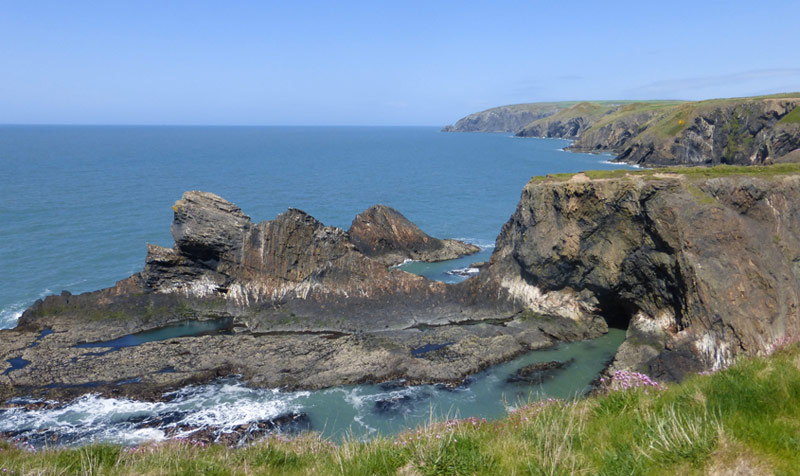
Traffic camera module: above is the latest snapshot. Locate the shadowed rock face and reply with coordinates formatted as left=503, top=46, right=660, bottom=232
left=2, top=191, right=605, bottom=400
left=348, top=205, right=479, bottom=266
left=485, top=171, right=800, bottom=380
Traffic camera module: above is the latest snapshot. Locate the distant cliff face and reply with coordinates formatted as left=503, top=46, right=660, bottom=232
left=481, top=168, right=800, bottom=380
left=520, top=97, right=800, bottom=167
left=441, top=103, right=569, bottom=133
left=441, top=95, right=800, bottom=167
left=612, top=98, right=800, bottom=166
left=516, top=102, right=627, bottom=139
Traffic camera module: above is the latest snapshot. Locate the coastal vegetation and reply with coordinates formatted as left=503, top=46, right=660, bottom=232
left=530, top=162, right=800, bottom=182
left=446, top=93, right=800, bottom=167
left=3, top=341, right=800, bottom=475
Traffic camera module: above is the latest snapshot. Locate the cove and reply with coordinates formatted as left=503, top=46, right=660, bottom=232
left=0, top=329, right=625, bottom=447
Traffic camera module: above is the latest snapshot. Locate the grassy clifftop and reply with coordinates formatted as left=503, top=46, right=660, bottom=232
left=446, top=93, right=800, bottom=166
left=4, top=341, right=800, bottom=475
left=519, top=94, right=800, bottom=167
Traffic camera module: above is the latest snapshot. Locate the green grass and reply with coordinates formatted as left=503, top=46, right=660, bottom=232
left=530, top=163, right=800, bottom=184
left=5, top=343, right=800, bottom=475
left=778, top=105, right=800, bottom=124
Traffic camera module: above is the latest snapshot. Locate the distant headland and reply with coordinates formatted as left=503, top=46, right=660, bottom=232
left=443, top=93, right=800, bottom=167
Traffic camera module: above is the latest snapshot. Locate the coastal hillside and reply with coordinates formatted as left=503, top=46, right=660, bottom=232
left=447, top=94, right=800, bottom=167
left=440, top=102, right=574, bottom=133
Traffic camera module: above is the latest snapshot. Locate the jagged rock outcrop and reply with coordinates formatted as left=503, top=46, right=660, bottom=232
left=481, top=169, right=800, bottom=380
left=2, top=191, right=605, bottom=400
left=348, top=205, right=479, bottom=266
left=441, top=103, right=569, bottom=133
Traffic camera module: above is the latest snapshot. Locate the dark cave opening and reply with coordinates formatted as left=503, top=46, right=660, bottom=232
left=595, top=294, right=636, bottom=331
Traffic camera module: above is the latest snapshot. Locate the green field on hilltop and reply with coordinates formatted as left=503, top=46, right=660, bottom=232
left=531, top=163, right=800, bottom=183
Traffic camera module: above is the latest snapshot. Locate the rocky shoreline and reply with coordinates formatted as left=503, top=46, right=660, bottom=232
left=0, top=192, right=605, bottom=402
left=5, top=165, right=800, bottom=404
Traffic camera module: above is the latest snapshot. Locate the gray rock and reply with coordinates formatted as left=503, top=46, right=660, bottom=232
left=348, top=204, right=479, bottom=266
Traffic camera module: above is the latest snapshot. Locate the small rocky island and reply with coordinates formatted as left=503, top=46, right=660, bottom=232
left=4, top=165, right=800, bottom=401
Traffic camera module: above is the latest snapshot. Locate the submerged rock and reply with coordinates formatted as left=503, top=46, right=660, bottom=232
left=506, top=360, right=573, bottom=385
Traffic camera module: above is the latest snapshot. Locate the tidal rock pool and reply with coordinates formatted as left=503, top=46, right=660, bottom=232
left=0, top=329, right=625, bottom=448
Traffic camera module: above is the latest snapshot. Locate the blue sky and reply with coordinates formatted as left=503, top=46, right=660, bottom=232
left=2, top=1, right=799, bottom=125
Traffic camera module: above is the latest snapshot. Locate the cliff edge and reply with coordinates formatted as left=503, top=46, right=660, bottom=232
left=480, top=165, right=800, bottom=380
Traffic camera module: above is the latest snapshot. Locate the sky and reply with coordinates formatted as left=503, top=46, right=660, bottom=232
left=1, top=1, right=799, bottom=126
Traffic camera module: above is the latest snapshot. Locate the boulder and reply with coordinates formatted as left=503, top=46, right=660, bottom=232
left=348, top=204, right=479, bottom=266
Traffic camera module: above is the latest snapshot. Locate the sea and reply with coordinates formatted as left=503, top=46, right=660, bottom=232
left=0, top=126, right=634, bottom=446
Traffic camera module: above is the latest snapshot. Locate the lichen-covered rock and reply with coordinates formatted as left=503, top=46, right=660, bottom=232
left=480, top=170, right=800, bottom=380
left=348, top=205, right=479, bottom=266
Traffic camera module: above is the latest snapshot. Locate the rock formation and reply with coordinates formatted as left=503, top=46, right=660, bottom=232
left=479, top=168, right=800, bottom=380
left=348, top=205, right=479, bottom=266
left=0, top=191, right=604, bottom=400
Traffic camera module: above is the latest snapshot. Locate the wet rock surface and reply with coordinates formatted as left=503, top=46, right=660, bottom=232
left=506, top=360, right=573, bottom=385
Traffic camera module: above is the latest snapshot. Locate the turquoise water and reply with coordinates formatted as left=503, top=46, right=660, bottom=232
left=1, top=126, right=630, bottom=327
left=0, top=126, right=635, bottom=446
left=0, top=330, right=626, bottom=446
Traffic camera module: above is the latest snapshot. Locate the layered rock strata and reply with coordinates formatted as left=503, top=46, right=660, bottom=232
left=483, top=169, right=800, bottom=380
left=0, top=192, right=604, bottom=400
left=348, top=205, right=479, bottom=266
left=450, top=96, right=800, bottom=167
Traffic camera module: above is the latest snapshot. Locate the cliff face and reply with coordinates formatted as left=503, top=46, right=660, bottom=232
left=441, top=103, right=570, bottom=133
left=516, top=102, right=627, bottom=139
left=521, top=97, right=800, bottom=167
left=613, top=98, right=800, bottom=166
left=482, top=169, right=800, bottom=379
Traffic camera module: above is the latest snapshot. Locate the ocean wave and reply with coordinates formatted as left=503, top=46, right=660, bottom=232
left=445, top=267, right=480, bottom=277
left=0, top=304, right=26, bottom=330
left=452, top=238, right=494, bottom=251
left=0, top=379, right=313, bottom=447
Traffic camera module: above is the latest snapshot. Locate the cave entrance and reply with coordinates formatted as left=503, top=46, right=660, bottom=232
left=595, top=294, right=635, bottom=331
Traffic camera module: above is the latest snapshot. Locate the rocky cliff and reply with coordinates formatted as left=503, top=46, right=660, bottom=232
left=610, top=98, right=800, bottom=166
left=441, top=102, right=571, bottom=133
left=526, top=97, right=800, bottom=167
left=480, top=165, right=800, bottom=380
left=449, top=95, right=800, bottom=167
